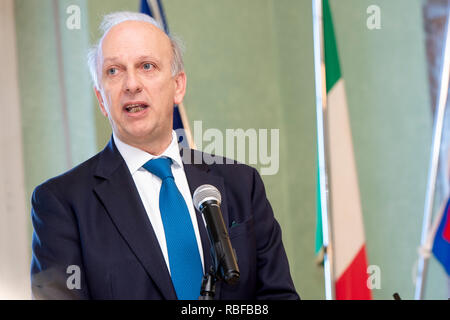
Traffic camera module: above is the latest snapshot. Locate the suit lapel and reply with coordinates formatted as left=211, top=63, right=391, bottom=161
left=93, top=139, right=177, bottom=300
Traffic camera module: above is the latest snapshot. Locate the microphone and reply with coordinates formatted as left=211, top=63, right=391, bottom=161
left=193, top=184, right=240, bottom=285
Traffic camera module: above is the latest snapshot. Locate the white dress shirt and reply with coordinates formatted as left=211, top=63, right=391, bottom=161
left=113, top=131, right=204, bottom=274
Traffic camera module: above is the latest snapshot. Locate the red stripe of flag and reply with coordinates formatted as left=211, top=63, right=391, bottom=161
left=335, top=245, right=372, bottom=300
left=443, top=204, right=450, bottom=242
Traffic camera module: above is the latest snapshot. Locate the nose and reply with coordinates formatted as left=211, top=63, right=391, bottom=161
left=124, top=70, right=143, bottom=94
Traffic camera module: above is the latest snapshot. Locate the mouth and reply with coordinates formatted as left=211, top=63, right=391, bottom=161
left=123, top=102, right=149, bottom=114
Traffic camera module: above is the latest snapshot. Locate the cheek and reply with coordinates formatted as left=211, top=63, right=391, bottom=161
left=102, top=89, right=121, bottom=115
left=148, top=78, right=176, bottom=103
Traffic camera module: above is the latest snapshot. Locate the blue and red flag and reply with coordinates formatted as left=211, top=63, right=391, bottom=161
left=432, top=196, right=450, bottom=276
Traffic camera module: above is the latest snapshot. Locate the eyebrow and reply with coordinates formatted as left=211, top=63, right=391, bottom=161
left=102, top=55, right=162, bottom=66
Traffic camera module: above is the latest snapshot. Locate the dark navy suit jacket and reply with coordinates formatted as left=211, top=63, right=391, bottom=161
left=31, top=138, right=299, bottom=300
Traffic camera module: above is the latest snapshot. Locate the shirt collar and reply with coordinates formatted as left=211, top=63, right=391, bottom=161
left=113, top=130, right=183, bottom=175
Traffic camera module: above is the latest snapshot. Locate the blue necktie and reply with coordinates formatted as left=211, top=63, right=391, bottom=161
left=143, top=157, right=203, bottom=300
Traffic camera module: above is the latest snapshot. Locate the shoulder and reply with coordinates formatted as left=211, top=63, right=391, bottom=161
left=182, top=148, right=262, bottom=190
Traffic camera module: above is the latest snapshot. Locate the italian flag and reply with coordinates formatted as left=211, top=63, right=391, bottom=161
left=316, top=0, right=372, bottom=300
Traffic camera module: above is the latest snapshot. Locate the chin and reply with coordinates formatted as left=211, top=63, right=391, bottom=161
left=131, top=127, right=166, bottom=143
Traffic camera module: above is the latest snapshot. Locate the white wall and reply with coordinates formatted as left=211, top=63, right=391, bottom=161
left=0, top=0, right=31, bottom=300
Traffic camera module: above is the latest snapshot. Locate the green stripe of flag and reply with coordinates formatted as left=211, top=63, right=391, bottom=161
left=323, top=0, right=341, bottom=92
left=315, top=0, right=341, bottom=257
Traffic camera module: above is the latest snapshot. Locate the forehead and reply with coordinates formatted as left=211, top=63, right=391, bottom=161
left=100, top=20, right=172, bottom=63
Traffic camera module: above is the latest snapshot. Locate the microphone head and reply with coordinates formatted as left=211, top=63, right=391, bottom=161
left=193, top=184, right=222, bottom=211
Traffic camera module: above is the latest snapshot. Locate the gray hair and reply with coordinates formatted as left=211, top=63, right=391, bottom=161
left=87, top=11, right=185, bottom=90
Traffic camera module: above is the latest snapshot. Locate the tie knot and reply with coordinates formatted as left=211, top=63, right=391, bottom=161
left=143, top=157, right=174, bottom=180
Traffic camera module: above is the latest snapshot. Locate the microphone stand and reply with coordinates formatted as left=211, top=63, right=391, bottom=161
left=198, top=266, right=217, bottom=300
left=199, top=243, right=220, bottom=300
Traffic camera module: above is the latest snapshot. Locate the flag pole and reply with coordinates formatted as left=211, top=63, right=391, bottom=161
left=415, top=10, right=450, bottom=300
left=178, top=102, right=197, bottom=149
left=312, top=0, right=334, bottom=300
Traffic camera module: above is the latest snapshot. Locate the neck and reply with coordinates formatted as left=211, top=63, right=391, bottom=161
left=117, top=131, right=173, bottom=156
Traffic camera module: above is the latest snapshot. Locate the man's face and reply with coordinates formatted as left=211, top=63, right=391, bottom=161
left=95, top=21, right=186, bottom=151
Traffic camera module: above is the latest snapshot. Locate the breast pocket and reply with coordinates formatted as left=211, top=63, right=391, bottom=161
left=229, top=216, right=254, bottom=239
left=221, top=216, right=257, bottom=298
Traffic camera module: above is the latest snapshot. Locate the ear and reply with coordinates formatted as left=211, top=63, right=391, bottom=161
left=173, top=72, right=187, bottom=105
left=94, top=87, right=108, bottom=117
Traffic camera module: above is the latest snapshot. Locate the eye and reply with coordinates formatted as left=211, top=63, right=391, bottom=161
left=143, top=63, right=153, bottom=71
left=107, top=67, right=118, bottom=75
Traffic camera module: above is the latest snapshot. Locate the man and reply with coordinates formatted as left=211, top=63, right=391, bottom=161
left=31, top=11, right=299, bottom=300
